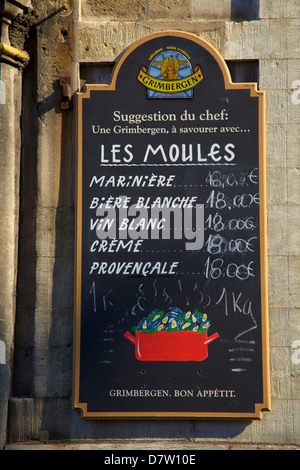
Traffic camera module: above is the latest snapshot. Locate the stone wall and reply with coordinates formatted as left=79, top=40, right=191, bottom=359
left=1, top=0, right=299, bottom=449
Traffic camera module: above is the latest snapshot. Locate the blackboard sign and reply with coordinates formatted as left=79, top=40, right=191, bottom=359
left=73, top=31, right=270, bottom=419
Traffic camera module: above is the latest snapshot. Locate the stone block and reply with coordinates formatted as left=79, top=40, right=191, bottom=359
left=36, top=125, right=62, bottom=209
left=191, top=0, right=231, bottom=20
left=286, top=123, right=300, bottom=167
left=197, top=400, right=297, bottom=445
left=288, top=255, right=300, bottom=308
left=35, top=256, right=73, bottom=311
left=35, top=257, right=55, bottom=310
left=77, top=20, right=225, bottom=64
left=287, top=60, right=300, bottom=92
left=287, top=89, right=300, bottom=124
left=43, top=345, right=73, bottom=398
left=267, top=167, right=288, bottom=204
left=259, top=58, right=300, bottom=115
left=260, top=59, right=289, bottom=90
left=287, top=168, right=300, bottom=205
left=246, top=398, right=296, bottom=444
left=48, top=309, right=73, bottom=347
left=33, top=347, right=49, bottom=397
left=148, top=0, right=191, bottom=20
left=82, top=0, right=147, bottom=20
left=268, top=256, right=290, bottom=309
left=269, top=347, right=292, bottom=398
left=8, top=397, right=73, bottom=443
left=291, top=374, right=300, bottom=403
left=260, top=0, right=300, bottom=19
left=35, top=207, right=56, bottom=259
left=36, top=207, right=74, bottom=259
left=51, top=258, right=74, bottom=310
left=269, top=310, right=290, bottom=347
left=290, top=309, right=300, bottom=344
left=266, top=90, right=289, bottom=124
left=32, top=308, right=73, bottom=398
left=78, top=22, right=154, bottom=63
left=7, top=398, right=36, bottom=443
left=34, top=309, right=51, bottom=346
left=286, top=19, right=300, bottom=59
left=265, top=124, right=287, bottom=168
left=267, top=205, right=288, bottom=256
left=287, top=207, right=300, bottom=256
left=225, top=19, right=299, bottom=61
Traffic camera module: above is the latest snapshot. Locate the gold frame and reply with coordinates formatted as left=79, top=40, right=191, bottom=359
left=73, top=30, right=270, bottom=420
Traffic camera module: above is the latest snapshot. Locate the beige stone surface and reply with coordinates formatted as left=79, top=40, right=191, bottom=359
left=147, top=0, right=191, bottom=20
left=82, top=0, right=147, bottom=20
left=260, top=0, right=300, bottom=19
left=1, top=0, right=299, bottom=449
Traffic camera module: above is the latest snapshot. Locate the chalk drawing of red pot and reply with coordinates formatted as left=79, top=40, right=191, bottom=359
left=124, top=330, right=219, bottom=361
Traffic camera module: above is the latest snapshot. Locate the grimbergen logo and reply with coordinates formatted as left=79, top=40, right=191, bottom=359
left=137, top=48, right=203, bottom=98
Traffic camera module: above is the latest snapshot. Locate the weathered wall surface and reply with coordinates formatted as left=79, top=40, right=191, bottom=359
left=0, top=0, right=32, bottom=450
left=0, top=0, right=299, bottom=449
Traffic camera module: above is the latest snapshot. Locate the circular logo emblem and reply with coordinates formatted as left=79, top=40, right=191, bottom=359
left=137, top=49, right=203, bottom=99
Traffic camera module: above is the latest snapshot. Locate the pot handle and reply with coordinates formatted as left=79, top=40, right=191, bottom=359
left=124, top=331, right=136, bottom=344
left=203, top=332, right=219, bottom=345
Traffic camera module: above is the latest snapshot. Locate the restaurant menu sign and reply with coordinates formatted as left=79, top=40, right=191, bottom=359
left=73, top=31, right=270, bottom=419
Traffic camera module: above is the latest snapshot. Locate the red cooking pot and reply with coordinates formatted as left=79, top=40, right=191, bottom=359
left=124, top=330, right=219, bottom=361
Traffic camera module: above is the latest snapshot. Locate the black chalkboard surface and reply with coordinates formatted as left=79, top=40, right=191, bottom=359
left=73, top=31, right=270, bottom=419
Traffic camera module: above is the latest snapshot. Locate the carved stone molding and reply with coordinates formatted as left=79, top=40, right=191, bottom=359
left=0, top=0, right=31, bottom=20
left=0, top=1, right=32, bottom=66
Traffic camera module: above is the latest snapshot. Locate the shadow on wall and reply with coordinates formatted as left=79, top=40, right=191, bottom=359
left=231, top=0, right=259, bottom=21
left=36, top=78, right=70, bottom=117
left=39, top=400, right=252, bottom=440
